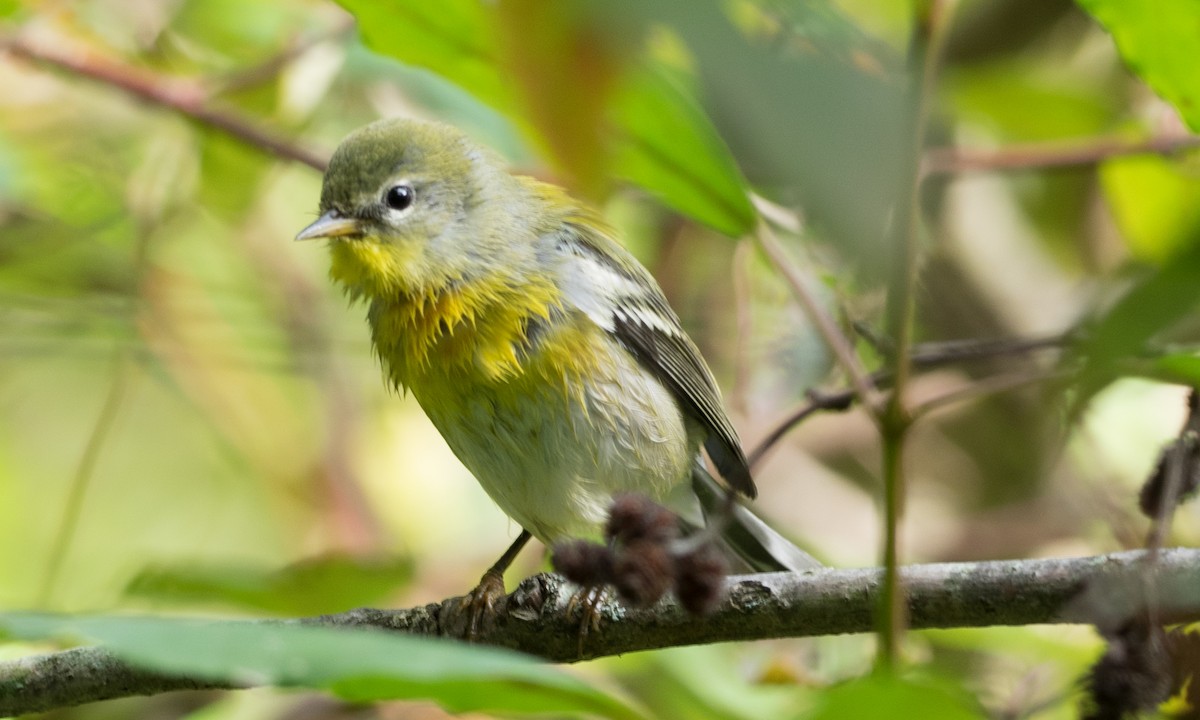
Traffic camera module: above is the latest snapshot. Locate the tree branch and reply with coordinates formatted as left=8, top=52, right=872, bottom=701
left=924, top=133, right=1200, bottom=175
left=2, top=36, right=328, bottom=171
left=5, top=549, right=1200, bottom=715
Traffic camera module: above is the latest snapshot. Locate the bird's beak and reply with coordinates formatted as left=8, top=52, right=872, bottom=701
left=295, top=211, right=362, bottom=241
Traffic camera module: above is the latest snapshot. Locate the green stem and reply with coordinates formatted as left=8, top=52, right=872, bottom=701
left=878, top=428, right=906, bottom=668
left=37, top=354, right=132, bottom=605
left=876, top=0, right=953, bottom=670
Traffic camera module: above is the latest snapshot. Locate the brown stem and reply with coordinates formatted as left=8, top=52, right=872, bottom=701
left=925, top=134, right=1200, bottom=175
left=755, top=221, right=880, bottom=414
left=3, top=37, right=328, bottom=171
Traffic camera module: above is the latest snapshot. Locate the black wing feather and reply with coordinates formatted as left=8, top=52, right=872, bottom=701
left=562, top=221, right=756, bottom=498
left=611, top=301, right=755, bottom=498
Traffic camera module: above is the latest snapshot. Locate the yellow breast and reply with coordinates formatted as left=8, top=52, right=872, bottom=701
left=364, top=270, right=575, bottom=390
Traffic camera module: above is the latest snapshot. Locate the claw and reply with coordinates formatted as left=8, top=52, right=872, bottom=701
left=460, top=568, right=507, bottom=640
left=456, top=531, right=532, bottom=640
left=567, top=585, right=608, bottom=656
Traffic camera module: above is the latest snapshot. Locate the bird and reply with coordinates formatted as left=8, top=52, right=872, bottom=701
left=296, top=118, right=815, bottom=627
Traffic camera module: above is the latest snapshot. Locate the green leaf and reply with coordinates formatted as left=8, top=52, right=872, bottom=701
left=1100, top=154, right=1200, bottom=263
left=804, top=673, right=984, bottom=720
left=1076, top=240, right=1200, bottom=396
left=1087, top=255, right=1200, bottom=365
left=0, top=613, right=646, bottom=720
left=593, top=0, right=907, bottom=274
left=334, top=0, right=756, bottom=235
left=610, top=68, right=756, bottom=236
left=1076, top=0, right=1200, bottom=132
left=0, top=0, right=20, bottom=19
left=1146, top=352, right=1200, bottom=387
left=948, top=62, right=1116, bottom=143
left=124, top=554, right=414, bottom=615
left=339, top=0, right=512, bottom=112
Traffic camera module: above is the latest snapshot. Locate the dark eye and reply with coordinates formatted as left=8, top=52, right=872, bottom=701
left=384, top=185, right=415, bottom=211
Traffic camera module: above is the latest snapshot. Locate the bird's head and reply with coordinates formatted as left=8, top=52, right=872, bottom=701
left=297, top=118, right=531, bottom=300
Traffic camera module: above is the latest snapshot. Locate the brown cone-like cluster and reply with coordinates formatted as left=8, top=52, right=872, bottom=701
left=553, top=494, right=729, bottom=615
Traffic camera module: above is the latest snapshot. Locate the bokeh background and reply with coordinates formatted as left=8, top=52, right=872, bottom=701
left=3, top=0, right=1199, bottom=717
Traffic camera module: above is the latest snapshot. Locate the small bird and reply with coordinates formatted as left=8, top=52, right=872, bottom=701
left=297, top=118, right=814, bottom=624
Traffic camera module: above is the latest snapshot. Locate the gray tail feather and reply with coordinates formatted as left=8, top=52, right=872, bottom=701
left=691, top=465, right=823, bottom=573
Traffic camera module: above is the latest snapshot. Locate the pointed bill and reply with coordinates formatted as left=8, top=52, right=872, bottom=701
left=295, top=211, right=362, bottom=241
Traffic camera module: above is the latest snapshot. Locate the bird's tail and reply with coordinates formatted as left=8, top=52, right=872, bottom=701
left=690, top=465, right=823, bottom=573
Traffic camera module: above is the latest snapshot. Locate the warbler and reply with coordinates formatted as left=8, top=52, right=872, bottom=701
left=296, top=118, right=814, bottom=618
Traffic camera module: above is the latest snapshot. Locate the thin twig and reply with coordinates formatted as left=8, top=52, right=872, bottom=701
left=897, top=332, right=1070, bottom=367
left=38, top=355, right=134, bottom=605
left=751, top=193, right=803, bottom=234
left=909, top=368, right=1066, bottom=421
left=925, top=134, right=1200, bottom=176
left=754, top=220, right=880, bottom=413
left=747, top=388, right=856, bottom=469
left=746, top=333, right=1068, bottom=467
left=2, top=37, right=328, bottom=171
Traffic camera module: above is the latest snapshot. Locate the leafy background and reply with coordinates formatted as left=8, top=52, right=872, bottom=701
left=3, top=0, right=1200, bottom=717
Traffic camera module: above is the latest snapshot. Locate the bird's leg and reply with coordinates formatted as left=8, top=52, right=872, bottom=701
left=462, top=529, right=532, bottom=639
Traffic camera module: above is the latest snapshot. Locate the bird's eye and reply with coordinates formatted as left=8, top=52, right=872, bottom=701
left=384, top=185, right=415, bottom=211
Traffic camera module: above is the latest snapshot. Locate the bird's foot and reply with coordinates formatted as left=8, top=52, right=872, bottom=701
left=458, top=567, right=507, bottom=641
left=565, top=585, right=609, bottom=656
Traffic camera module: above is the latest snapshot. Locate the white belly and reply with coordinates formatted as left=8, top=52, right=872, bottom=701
left=416, top=338, right=700, bottom=543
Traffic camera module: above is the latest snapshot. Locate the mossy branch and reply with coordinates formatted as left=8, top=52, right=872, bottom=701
left=5, top=548, right=1200, bottom=715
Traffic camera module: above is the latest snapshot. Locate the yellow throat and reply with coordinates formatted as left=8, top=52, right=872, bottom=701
left=330, top=238, right=563, bottom=387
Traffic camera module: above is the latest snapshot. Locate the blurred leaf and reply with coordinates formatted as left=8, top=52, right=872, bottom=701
left=609, top=646, right=813, bottom=720
left=339, top=0, right=510, bottom=110
left=804, top=673, right=983, bottom=720
left=1078, top=240, right=1200, bottom=393
left=944, top=59, right=1120, bottom=268
left=197, top=129, right=272, bottom=219
left=944, top=0, right=1080, bottom=65
left=125, top=554, right=413, bottom=615
left=1101, top=154, right=1200, bottom=263
left=1164, top=624, right=1200, bottom=716
left=1076, top=0, right=1200, bottom=132
left=169, top=0, right=307, bottom=68
left=610, top=68, right=756, bottom=235
left=0, top=613, right=647, bottom=720
left=923, top=626, right=1101, bottom=670
left=494, top=0, right=619, bottom=199
left=594, top=0, right=908, bottom=275
left=1146, top=352, right=1200, bottom=387
left=727, top=0, right=902, bottom=72
left=948, top=62, right=1116, bottom=142
left=335, top=0, right=756, bottom=235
